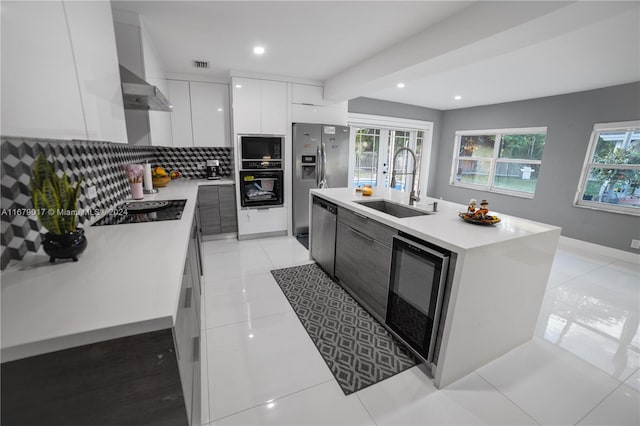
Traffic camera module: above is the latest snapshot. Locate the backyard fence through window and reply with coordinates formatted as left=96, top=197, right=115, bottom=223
left=450, top=127, right=547, bottom=198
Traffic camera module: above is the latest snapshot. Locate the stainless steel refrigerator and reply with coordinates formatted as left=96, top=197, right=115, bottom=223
left=292, top=123, right=350, bottom=236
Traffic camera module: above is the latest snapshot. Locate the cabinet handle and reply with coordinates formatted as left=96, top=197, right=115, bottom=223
left=184, top=287, right=192, bottom=308
left=194, top=336, right=200, bottom=363
left=348, top=226, right=374, bottom=243
left=353, top=211, right=369, bottom=221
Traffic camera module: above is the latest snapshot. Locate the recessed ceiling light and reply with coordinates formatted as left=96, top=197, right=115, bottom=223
left=235, top=84, right=242, bottom=89
left=397, top=83, right=405, bottom=88
left=253, top=46, right=265, bottom=55
left=217, top=108, right=223, bottom=112
left=454, top=95, right=462, bottom=100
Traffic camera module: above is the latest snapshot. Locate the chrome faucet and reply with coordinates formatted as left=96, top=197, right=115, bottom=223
left=390, top=147, right=420, bottom=206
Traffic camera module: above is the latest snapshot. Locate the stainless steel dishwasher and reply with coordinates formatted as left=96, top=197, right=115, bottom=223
left=310, top=196, right=337, bottom=278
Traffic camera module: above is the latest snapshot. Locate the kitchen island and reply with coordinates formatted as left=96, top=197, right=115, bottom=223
left=1, top=178, right=233, bottom=426
left=310, top=187, right=561, bottom=388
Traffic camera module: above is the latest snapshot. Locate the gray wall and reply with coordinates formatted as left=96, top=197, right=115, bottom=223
left=433, top=82, right=640, bottom=253
left=348, top=97, right=443, bottom=195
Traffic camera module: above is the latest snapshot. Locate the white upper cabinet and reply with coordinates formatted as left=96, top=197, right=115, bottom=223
left=140, top=23, right=173, bottom=147
left=291, top=84, right=324, bottom=105
left=190, top=82, right=230, bottom=147
left=167, top=80, right=193, bottom=147
left=65, top=1, right=127, bottom=143
left=1, top=1, right=88, bottom=140
left=232, top=77, right=286, bottom=135
left=260, top=80, right=287, bottom=135
left=168, top=80, right=232, bottom=147
left=232, top=78, right=262, bottom=134
left=0, top=1, right=126, bottom=142
left=290, top=83, right=348, bottom=126
left=291, top=103, right=348, bottom=126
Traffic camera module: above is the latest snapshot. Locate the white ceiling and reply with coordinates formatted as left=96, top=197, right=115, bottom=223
left=112, top=1, right=640, bottom=110
left=112, top=1, right=473, bottom=81
left=365, top=3, right=640, bottom=110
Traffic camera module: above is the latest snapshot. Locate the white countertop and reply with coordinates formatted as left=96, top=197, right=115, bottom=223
left=1, top=178, right=233, bottom=362
left=310, top=187, right=560, bottom=253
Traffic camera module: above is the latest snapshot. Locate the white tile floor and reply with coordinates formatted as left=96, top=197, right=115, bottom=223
left=199, top=236, right=640, bottom=426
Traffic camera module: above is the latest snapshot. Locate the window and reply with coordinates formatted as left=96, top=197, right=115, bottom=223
left=450, top=127, right=547, bottom=198
left=348, top=113, right=433, bottom=195
left=575, top=121, right=640, bottom=215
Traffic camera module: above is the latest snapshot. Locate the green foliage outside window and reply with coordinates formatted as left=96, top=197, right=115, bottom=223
left=499, top=134, right=546, bottom=160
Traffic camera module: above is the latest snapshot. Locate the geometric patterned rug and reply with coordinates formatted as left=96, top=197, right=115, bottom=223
left=271, top=263, right=419, bottom=395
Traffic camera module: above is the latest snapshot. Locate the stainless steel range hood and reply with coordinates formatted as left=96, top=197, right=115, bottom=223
left=119, top=65, right=173, bottom=112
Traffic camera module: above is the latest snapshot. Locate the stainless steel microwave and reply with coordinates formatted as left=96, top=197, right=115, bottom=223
left=240, top=135, right=283, bottom=170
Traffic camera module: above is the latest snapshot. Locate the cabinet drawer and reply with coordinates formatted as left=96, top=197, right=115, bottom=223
left=335, top=222, right=391, bottom=321
left=197, top=186, right=220, bottom=207
left=337, top=207, right=397, bottom=248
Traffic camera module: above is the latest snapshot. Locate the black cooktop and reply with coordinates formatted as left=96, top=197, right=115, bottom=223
left=92, top=199, right=187, bottom=226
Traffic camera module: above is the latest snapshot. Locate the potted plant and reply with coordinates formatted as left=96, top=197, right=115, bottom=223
left=30, top=153, right=87, bottom=263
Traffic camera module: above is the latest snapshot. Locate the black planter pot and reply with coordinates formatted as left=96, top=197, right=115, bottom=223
left=42, top=229, right=88, bottom=263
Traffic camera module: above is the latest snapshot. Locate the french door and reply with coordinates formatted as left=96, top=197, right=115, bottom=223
left=351, top=127, right=430, bottom=194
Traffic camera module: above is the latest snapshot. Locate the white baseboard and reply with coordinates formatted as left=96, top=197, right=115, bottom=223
left=559, top=236, right=640, bottom=264
left=238, top=230, right=287, bottom=241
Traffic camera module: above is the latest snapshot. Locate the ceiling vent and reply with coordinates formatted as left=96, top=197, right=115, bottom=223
left=192, top=60, right=209, bottom=69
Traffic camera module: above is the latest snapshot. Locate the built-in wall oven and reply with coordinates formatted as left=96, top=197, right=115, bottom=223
left=385, top=233, right=450, bottom=367
left=239, top=135, right=284, bottom=208
left=239, top=170, right=283, bottom=207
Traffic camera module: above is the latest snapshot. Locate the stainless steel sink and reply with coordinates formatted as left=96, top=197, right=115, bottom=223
left=355, top=200, right=431, bottom=218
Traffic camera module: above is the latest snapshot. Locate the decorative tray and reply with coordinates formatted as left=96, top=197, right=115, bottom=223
left=458, top=212, right=501, bottom=226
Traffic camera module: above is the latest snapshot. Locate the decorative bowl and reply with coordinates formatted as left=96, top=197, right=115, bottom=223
left=458, top=212, right=501, bottom=226
left=152, top=176, right=171, bottom=188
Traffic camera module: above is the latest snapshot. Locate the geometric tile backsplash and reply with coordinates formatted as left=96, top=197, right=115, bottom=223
left=0, top=136, right=233, bottom=269
left=154, top=146, right=233, bottom=179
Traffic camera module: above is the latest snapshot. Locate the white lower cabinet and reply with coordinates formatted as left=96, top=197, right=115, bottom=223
left=237, top=207, right=288, bottom=237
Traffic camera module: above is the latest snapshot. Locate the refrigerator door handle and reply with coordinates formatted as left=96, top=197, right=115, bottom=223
left=316, top=146, right=322, bottom=188
left=320, top=140, right=328, bottom=188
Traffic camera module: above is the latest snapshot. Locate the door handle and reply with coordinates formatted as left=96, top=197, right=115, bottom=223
left=353, top=211, right=369, bottom=221
left=348, top=226, right=374, bottom=243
